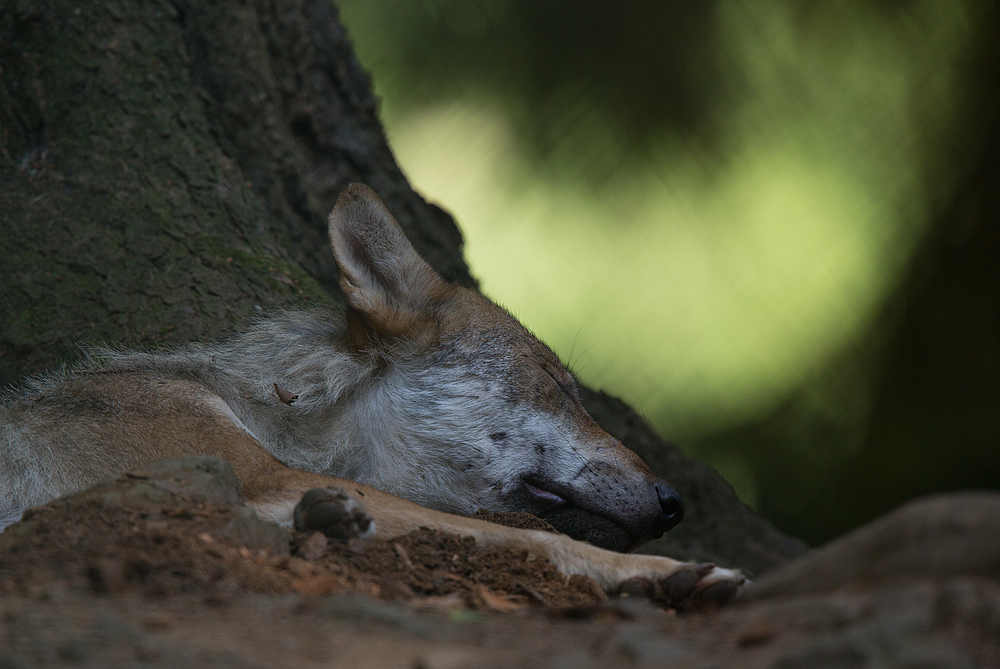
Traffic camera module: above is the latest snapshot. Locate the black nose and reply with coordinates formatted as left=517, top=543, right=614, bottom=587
left=654, top=482, right=684, bottom=532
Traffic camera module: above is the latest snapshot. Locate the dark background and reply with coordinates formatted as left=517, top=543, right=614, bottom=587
left=336, top=0, right=999, bottom=545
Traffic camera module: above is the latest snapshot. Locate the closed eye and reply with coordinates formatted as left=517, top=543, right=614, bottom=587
left=545, top=369, right=578, bottom=402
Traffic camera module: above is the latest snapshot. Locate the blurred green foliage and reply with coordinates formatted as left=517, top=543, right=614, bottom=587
left=337, top=0, right=996, bottom=543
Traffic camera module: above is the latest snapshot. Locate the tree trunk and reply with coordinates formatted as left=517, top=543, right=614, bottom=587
left=0, top=0, right=803, bottom=573
left=0, top=0, right=472, bottom=383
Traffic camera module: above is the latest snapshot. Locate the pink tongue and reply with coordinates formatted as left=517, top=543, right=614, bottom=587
left=525, top=481, right=565, bottom=504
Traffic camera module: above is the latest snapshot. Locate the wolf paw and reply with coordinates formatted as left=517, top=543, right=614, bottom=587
left=613, top=563, right=748, bottom=609
left=293, top=488, right=375, bottom=541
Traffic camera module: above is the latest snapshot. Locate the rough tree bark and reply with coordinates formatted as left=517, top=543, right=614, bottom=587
left=0, top=0, right=803, bottom=574
left=1, top=0, right=471, bottom=380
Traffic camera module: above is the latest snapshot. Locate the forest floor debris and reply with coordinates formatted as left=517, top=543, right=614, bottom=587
left=0, top=458, right=996, bottom=668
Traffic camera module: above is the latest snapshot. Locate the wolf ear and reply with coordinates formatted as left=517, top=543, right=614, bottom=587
left=328, top=184, right=451, bottom=344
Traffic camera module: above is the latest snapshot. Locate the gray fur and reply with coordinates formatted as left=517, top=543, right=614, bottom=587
left=0, top=305, right=669, bottom=547
left=0, top=184, right=678, bottom=553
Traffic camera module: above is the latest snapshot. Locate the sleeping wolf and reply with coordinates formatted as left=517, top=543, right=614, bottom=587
left=0, top=184, right=744, bottom=603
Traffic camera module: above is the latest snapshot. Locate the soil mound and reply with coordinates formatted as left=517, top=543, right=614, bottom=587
left=0, top=457, right=601, bottom=611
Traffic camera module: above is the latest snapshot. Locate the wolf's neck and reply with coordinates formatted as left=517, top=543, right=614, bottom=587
left=189, top=312, right=439, bottom=490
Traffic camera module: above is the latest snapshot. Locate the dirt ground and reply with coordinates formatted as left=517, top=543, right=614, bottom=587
left=1, top=458, right=998, bottom=668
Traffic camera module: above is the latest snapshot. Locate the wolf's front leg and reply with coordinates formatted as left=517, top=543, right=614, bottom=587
left=474, top=524, right=748, bottom=608
left=263, top=480, right=747, bottom=609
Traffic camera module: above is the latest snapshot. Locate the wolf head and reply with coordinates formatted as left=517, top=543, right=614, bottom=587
left=327, top=184, right=683, bottom=553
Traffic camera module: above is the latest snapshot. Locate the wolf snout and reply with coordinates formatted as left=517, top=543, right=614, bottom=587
left=653, top=481, right=684, bottom=532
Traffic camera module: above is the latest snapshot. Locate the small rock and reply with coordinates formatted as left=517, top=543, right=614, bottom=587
left=124, top=456, right=245, bottom=507
left=299, top=531, right=329, bottom=560
left=218, top=506, right=290, bottom=556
